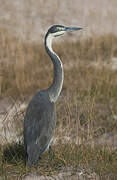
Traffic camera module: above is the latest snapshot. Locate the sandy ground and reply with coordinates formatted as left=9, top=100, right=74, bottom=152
left=23, top=169, right=100, bottom=180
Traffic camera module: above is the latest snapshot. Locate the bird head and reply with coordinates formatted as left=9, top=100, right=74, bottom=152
left=47, top=25, right=82, bottom=37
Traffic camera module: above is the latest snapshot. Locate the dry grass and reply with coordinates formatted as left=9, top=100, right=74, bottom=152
left=0, top=28, right=117, bottom=98
left=0, top=28, right=117, bottom=179
left=0, top=143, right=117, bottom=179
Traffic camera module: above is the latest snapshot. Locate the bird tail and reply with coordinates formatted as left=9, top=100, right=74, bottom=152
left=27, top=144, right=40, bottom=166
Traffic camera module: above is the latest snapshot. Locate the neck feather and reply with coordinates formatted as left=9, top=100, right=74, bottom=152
left=44, top=33, right=64, bottom=102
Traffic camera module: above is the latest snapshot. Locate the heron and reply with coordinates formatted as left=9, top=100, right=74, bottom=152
left=24, top=25, right=82, bottom=166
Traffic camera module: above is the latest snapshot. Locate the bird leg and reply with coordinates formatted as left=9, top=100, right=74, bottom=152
left=49, top=146, right=54, bottom=160
left=39, top=156, right=42, bottom=160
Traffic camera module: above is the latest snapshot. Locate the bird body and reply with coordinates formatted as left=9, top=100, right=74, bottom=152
left=24, top=25, right=82, bottom=166
left=24, top=90, right=56, bottom=166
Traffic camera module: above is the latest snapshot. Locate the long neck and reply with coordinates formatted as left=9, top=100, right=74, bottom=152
left=44, top=33, right=64, bottom=102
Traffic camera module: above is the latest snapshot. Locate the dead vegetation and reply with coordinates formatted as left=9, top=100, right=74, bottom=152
left=0, top=28, right=117, bottom=179
left=0, top=28, right=117, bottom=98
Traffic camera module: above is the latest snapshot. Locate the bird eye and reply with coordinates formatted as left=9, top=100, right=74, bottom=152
left=56, top=27, right=64, bottom=31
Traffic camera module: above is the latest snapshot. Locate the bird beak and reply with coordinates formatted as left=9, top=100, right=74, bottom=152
left=65, top=27, right=82, bottom=32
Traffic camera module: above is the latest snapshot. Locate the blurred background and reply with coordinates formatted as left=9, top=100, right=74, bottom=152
left=0, top=0, right=117, bottom=41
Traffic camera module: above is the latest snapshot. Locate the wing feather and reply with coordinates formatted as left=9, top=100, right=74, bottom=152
left=24, top=91, right=56, bottom=162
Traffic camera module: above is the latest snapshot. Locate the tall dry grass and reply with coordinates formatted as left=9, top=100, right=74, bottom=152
left=0, top=27, right=117, bottom=141
left=0, top=27, right=117, bottom=134
left=0, top=28, right=117, bottom=178
left=0, top=27, right=117, bottom=98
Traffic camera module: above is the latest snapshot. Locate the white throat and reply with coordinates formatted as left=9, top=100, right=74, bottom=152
left=46, top=34, right=54, bottom=53
left=45, top=33, right=64, bottom=103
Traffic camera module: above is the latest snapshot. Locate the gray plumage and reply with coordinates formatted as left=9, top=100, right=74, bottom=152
left=24, top=25, right=82, bottom=166
left=24, top=90, right=56, bottom=166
